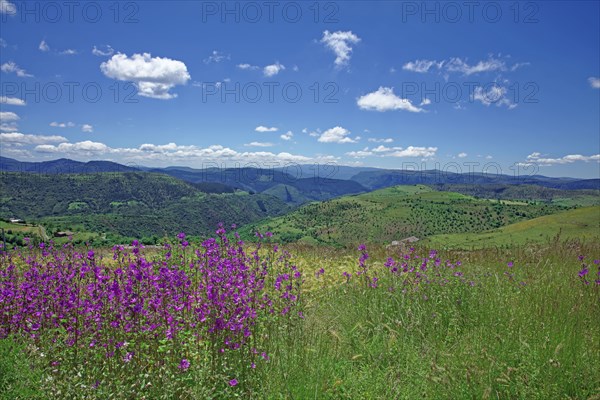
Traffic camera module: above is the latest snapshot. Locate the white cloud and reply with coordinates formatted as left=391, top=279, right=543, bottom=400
left=82, top=124, right=93, bottom=133
left=357, top=87, right=424, bottom=113
left=39, top=40, right=50, bottom=52
left=92, top=45, right=115, bottom=57
left=0, top=111, right=19, bottom=122
left=255, top=125, right=278, bottom=132
left=1, top=61, right=33, bottom=77
left=0, top=96, right=25, bottom=106
left=244, top=142, right=274, bottom=147
left=368, top=138, right=393, bottom=143
left=0, top=123, right=18, bottom=132
left=60, top=49, right=77, bottom=55
left=204, top=50, right=229, bottom=64
left=280, top=131, right=293, bottom=141
left=457, top=152, right=468, bottom=158
left=49, top=121, right=75, bottom=128
left=100, top=53, right=191, bottom=99
left=472, top=85, right=516, bottom=109
left=0, top=38, right=6, bottom=47
left=0, top=0, right=16, bottom=15
left=388, top=146, right=437, bottom=158
left=237, top=63, right=259, bottom=70
left=589, top=77, right=600, bottom=89
left=445, top=56, right=506, bottom=75
left=320, top=30, right=361, bottom=67
left=36, top=140, right=110, bottom=154
left=302, top=128, right=321, bottom=137
left=420, top=98, right=431, bottom=106
left=31, top=140, right=338, bottom=166
left=403, top=56, right=523, bottom=76
left=346, top=149, right=373, bottom=158
left=372, top=145, right=392, bottom=153
left=263, top=62, right=285, bottom=77
left=525, top=152, right=600, bottom=166
left=318, top=126, right=358, bottom=144
left=402, top=60, right=443, bottom=73
left=0, top=132, right=67, bottom=145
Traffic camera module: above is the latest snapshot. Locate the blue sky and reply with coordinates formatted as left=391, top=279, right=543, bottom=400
left=1, top=0, right=599, bottom=178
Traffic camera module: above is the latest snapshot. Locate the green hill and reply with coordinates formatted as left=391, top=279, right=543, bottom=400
left=239, top=185, right=569, bottom=246
left=0, top=172, right=290, bottom=241
left=431, top=183, right=600, bottom=207
left=425, top=206, right=600, bottom=249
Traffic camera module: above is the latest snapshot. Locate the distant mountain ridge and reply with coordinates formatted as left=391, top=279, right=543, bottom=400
left=0, top=156, right=139, bottom=174
left=1, top=156, right=598, bottom=192
left=349, top=169, right=600, bottom=191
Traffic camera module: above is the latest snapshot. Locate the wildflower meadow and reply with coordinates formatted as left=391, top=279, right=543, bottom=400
left=1, top=226, right=598, bottom=398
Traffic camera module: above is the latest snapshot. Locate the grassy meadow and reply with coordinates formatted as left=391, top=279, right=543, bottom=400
left=1, top=233, right=598, bottom=399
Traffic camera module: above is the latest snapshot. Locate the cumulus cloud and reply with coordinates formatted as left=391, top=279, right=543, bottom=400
left=346, top=148, right=373, bottom=158
left=457, top=152, right=467, bottom=158
left=372, top=145, right=392, bottom=153
left=0, top=0, right=16, bottom=15
left=589, top=77, right=600, bottom=89
left=472, top=85, right=516, bottom=109
left=524, top=152, right=600, bottom=166
left=92, top=45, right=114, bottom=57
left=244, top=142, right=274, bottom=147
left=357, top=87, right=424, bottom=113
left=49, top=121, right=75, bottom=128
left=39, top=40, right=50, bottom=52
left=255, top=125, right=278, bottom=132
left=60, top=49, right=77, bottom=55
left=35, top=140, right=110, bottom=154
left=81, top=124, right=93, bottom=133
left=0, top=96, right=26, bottom=106
left=0, top=111, right=19, bottom=122
left=1, top=61, right=33, bottom=77
left=0, top=38, right=6, bottom=47
left=302, top=128, right=321, bottom=137
left=318, top=126, right=358, bottom=144
left=100, top=53, right=191, bottom=99
left=31, top=140, right=337, bottom=166
left=0, top=123, right=18, bottom=132
left=280, top=131, right=293, bottom=141
left=0, top=132, right=67, bottom=145
left=368, top=138, right=394, bottom=143
left=263, top=62, right=285, bottom=77
left=388, top=146, right=438, bottom=158
left=237, top=63, right=259, bottom=70
left=320, top=30, right=361, bottom=67
left=204, top=50, right=229, bottom=64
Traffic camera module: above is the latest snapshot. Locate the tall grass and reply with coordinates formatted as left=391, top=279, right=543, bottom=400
left=261, top=240, right=599, bottom=399
left=1, top=237, right=598, bottom=399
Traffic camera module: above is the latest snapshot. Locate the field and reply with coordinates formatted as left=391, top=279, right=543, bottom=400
left=1, top=231, right=599, bottom=399
left=1, top=183, right=599, bottom=399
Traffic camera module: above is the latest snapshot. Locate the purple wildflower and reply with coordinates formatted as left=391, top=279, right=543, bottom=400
left=179, top=358, right=190, bottom=370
